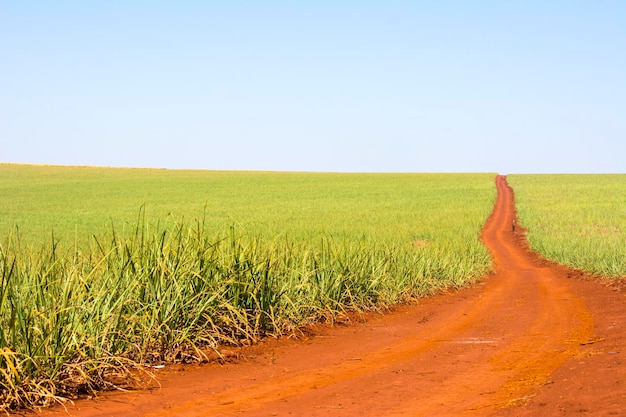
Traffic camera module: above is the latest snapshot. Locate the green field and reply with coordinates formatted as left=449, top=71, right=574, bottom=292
left=1, top=164, right=493, bottom=246
left=0, top=164, right=496, bottom=410
left=508, top=174, right=626, bottom=278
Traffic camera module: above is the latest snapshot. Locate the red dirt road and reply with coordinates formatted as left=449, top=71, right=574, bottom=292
left=31, top=176, right=626, bottom=416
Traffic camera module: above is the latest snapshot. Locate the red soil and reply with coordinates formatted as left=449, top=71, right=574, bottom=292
left=28, top=175, right=626, bottom=416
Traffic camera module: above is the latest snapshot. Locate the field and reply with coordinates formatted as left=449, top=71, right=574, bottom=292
left=0, top=164, right=496, bottom=411
left=0, top=165, right=493, bottom=245
left=19, top=174, right=626, bottom=417
left=508, top=174, right=626, bottom=278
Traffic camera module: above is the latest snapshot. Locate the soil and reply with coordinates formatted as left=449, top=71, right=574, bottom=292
left=26, top=175, right=626, bottom=416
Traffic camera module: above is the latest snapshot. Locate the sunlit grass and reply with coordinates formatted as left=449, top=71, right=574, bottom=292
left=508, top=174, right=626, bottom=278
left=0, top=164, right=496, bottom=411
left=0, top=164, right=494, bottom=246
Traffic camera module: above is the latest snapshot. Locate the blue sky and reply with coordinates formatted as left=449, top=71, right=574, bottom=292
left=2, top=1, right=625, bottom=173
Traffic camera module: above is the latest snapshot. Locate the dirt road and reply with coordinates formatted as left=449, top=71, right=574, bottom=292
left=33, top=176, right=626, bottom=416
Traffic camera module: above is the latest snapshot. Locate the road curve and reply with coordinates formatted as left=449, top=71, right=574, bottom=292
left=33, top=176, right=619, bottom=417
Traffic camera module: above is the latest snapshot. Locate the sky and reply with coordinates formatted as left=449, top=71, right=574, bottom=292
left=1, top=1, right=625, bottom=174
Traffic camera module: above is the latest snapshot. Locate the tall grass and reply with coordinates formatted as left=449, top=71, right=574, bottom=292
left=508, top=174, right=626, bottom=278
left=0, top=166, right=496, bottom=411
left=0, top=220, right=490, bottom=411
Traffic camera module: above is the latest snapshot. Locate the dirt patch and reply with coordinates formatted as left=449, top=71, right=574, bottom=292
left=26, top=175, right=626, bottom=416
left=412, top=239, right=429, bottom=248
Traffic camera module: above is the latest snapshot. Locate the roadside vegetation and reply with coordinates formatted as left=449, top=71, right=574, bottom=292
left=0, top=165, right=496, bottom=411
left=508, top=174, right=626, bottom=278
